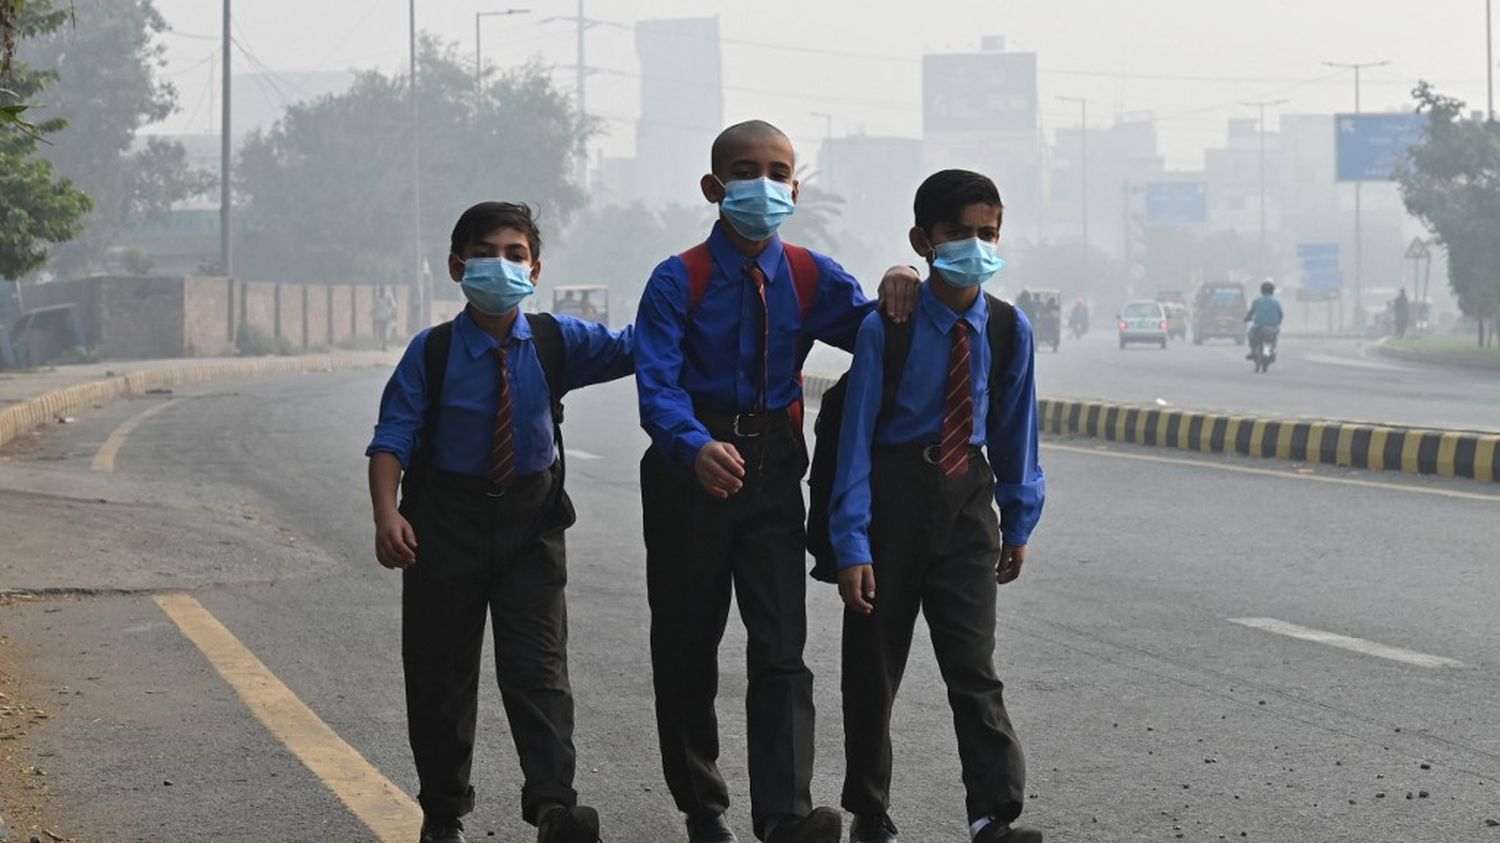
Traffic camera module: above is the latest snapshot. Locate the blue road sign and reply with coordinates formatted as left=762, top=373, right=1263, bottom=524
left=1336, top=113, right=1428, bottom=182
left=1144, top=181, right=1208, bottom=225
left=1297, top=243, right=1342, bottom=289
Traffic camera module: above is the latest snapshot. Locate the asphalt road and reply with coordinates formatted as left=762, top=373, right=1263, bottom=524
left=807, top=330, right=1500, bottom=433
left=1, top=368, right=1498, bottom=843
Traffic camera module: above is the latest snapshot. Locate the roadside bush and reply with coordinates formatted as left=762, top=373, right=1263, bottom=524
left=236, top=325, right=297, bottom=357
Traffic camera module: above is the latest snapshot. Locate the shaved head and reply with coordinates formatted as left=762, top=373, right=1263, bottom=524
left=711, top=120, right=793, bottom=174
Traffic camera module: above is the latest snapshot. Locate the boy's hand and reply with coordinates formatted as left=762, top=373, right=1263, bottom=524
left=695, top=441, right=745, bottom=498
left=997, top=544, right=1027, bottom=584
left=839, top=564, right=877, bottom=614
left=877, top=265, right=922, bottom=324
left=375, top=512, right=419, bottom=569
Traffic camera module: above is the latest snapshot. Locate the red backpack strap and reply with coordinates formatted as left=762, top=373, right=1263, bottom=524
left=679, top=242, right=714, bottom=312
left=781, top=243, right=820, bottom=317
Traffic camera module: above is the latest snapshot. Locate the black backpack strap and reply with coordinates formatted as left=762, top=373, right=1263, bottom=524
left=413, top=320, right=456, bottom=470
left=877, top=314, right=915, bottom=421
left=524, top=312, right=567, bottom=424
left=985, top=293, right=1018, bottom=398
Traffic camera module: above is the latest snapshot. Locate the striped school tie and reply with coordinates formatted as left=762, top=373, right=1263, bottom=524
left=745, top=261, right=771, bottom=411
left=488, top=346, right=516, bottom=487
left=938, top=323, right=973, bottom=480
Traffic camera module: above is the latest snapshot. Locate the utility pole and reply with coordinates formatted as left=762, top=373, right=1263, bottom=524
left=1324, top=60, right=1389, bottom=322
left=476, top=9, right=530, bottom=96
left=575, top=0, right=587, bottom=188
left=410, top=0, right=425, bottom=328
left=1244, top=98, right=1289, bottom=254
left=1489, top=0, right=1495, bottom=120
left=219, top=0, right=232, bottom=277
left=1058, top=96, right=1089, bottom=251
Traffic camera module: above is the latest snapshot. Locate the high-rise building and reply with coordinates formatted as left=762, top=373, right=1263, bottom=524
left=634, top=17, right=723, bottom=209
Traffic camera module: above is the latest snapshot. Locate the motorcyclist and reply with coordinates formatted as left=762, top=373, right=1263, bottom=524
left=1068, top=298, right=1089, bottom=338
left=1244, top=279, right=1284, bottom=360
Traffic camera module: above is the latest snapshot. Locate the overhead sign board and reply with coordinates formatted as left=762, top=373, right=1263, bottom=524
left=1144, top=181, right=1208, bottom=225
left=923, top=52, right=1038, bottom=135
left=1297, top=243, right=1342, bottom=292
left=1335, top=113, right=1427, bottom=182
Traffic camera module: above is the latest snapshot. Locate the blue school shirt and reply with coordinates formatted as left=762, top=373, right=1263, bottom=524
left=634, top=221, right=875, bottom=466
left=366, top=308, right=634, bottom=477
left=829, top=283, right=1046, bottom=566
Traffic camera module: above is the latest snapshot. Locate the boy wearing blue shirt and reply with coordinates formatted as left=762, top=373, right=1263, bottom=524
left=634, top=120, right=920, bottom=843
left=367, top=202, right=633, bottom=843
left=829, top=171, right=1045, bottom=843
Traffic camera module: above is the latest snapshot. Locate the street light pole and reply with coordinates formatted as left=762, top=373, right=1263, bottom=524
left=1324, top=60, right=1389, bottom=322
left=1244, top=98, right=1289, bottom=254
left=476, top=9, right=530, bottom=96
left=409, top=0, right=425, bottom=327
left=1058, top=95, right=1089, bottom=251
left=220, top=0, right=232, bottom=278
left=1489, top=0, right=1495, bottom=120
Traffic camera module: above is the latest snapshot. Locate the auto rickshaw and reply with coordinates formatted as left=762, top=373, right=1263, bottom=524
left=1016, top=287, right=1062, bottom=352
left=552, top=285, right=609, bottom=325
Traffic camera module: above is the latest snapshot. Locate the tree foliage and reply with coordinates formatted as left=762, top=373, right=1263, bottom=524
left=17, top=0, right=213, bottom=277
left=235, top=39, right=589, bottom=286
left=1398, top=81, right=1500, bottom=344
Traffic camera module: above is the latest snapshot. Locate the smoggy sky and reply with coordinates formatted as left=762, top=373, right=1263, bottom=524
left=147, top=0, right=1489, bottom=170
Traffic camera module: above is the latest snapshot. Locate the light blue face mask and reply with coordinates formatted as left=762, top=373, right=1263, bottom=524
left=718, top=177, right=796, bottom=241
left=458, top=256, right=534, bottom=315
left=931, top=237, right=1006, bottom=288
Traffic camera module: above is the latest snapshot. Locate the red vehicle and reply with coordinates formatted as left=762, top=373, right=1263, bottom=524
left=1193, top=282, right=1248, bottom=345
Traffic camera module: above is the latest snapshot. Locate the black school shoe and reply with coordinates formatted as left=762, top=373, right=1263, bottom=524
left=537, top=804, right=601, bottom=843
left=973, top=822, right=1043, bottom=843
left=686, top=812, right=737, bottom=842
left=418, top=817, right=466, bottom=843
left=766, top=807, right=842, bottom=843
left=849, top=812, right=898, bottom=843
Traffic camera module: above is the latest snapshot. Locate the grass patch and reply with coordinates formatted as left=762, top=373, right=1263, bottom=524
left=1387, top=336, right=1500, bottom=357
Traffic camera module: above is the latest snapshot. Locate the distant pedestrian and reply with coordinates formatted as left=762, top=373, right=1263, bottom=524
left=374, top=287, right=399, bottom=352
left=1394, top=289, right=1410, bottom=339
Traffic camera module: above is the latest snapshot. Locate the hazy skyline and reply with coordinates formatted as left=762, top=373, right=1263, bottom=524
left=147, top=0, right=1490, bottom=170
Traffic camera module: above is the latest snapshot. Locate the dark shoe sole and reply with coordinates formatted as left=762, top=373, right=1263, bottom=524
left=800, top=808, right=842, bottom=843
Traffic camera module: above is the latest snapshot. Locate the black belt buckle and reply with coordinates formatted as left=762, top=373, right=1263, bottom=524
left=922, top=445, right=943, bottom=465
left=732, top=413, right=763, bottom=439
left=484, top=486, right=510, bottom=499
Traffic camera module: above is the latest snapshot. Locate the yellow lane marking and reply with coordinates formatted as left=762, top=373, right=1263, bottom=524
left=1041, top=443, right=1500, bottom=503
left=154, top=594, right=420, bottom=841
left=92, top=400, right=176, bottom=473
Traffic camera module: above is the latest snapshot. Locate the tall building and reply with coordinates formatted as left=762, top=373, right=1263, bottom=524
left=815, top=135, right=925, bottom=285
left=634, top=17, right=723, bottom=209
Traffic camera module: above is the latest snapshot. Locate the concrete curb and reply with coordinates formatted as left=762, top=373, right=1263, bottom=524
left=0, top=354, right=390, bottom=451
left=801, top=377, right=1497, bottom=483
left=1375, top=339, right=1500, bottom=372
left=1036, top=398, right=1500, bottom=483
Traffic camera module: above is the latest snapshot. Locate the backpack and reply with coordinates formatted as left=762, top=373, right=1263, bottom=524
left=406, top=312, right=573, bottom=532
left=678, top=240, right=819, bottom=428
left=804, top=293, right=1018, bottom=583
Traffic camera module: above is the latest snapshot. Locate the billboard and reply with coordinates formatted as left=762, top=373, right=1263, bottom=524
left=923, top=52, right=1038, bottom=135
left=1335, top=113, right=1427, bottom=182
left=1144, top=181, right=1208, bottom=225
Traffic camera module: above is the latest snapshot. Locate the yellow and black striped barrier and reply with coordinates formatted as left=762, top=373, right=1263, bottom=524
left=1037, top=398, right=1500, bottom=483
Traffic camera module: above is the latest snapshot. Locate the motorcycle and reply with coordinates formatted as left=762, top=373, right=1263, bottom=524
left=1251, top=326, right=1279, bottom=373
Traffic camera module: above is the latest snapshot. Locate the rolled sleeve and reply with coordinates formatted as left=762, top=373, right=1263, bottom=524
left=635, top=259, right=713, bottom=466
left=365, top=330, right=432, bottom=470
left=985, top=308, right=1046, bottom=547
left=828, top=312, right=886, bottom=568
left=556, top=315, right=635, bottom=391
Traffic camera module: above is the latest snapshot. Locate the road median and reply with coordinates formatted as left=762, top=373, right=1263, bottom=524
left=0, top=352, right=392, bottom=452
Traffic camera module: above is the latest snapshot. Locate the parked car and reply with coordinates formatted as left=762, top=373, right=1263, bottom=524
left=1118, top=300, right=1169, bottom=350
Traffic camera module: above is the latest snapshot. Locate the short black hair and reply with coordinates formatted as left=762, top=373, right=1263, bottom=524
left=449, top=201, right=542, bottom=260
left=710, top=120, right=792, bottom=173
left=913, top=169, right=1003, bottom=234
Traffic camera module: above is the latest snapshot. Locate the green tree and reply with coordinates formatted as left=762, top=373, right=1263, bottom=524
left=0, top=0, right=90, bottom=280
left=235, top=41, right=588, bottom=287
left=17, top=0, right=213, bottom=277
left=1398, top=81, right=1500, bottom=346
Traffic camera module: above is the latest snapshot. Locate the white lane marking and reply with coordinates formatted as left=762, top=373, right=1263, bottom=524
left=1301, top=352, right=1411, bottom=372
left=565, top=448, right=603, bottom=461
left=1228, top=617, right=1468, bottom=669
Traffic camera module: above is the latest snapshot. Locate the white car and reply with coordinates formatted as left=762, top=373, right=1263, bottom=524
left=1118, top=301, right=1169, bottom=349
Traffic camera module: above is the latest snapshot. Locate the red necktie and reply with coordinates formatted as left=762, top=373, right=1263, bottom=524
left=488, top=346, right=515, bottom=486
left=938, top=323, right=973, bottom=480
left=746, top=261, right=770, bottom=411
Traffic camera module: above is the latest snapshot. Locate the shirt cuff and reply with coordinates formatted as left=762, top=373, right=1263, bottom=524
left=365, top=438, right=413, bottom=471
left=835, top=536, right=873, bottom=569
left=670, top=429, right=715, bottom=468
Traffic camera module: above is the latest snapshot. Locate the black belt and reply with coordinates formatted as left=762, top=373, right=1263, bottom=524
left=422, top=466, right=552, bottom=498
left=876, top=442, right=985, bottom=466
left=697, top=407, right=793, bottom=440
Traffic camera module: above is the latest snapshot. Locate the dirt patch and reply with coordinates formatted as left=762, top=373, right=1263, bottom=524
left=0, top=596, right=74, bottom=842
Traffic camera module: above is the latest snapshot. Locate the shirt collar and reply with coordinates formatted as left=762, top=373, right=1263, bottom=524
left=454, top=306, right=530, bottom=359
left=707, top=220, right=785, bottom=283
left=918, top=280, right=989, bottom=336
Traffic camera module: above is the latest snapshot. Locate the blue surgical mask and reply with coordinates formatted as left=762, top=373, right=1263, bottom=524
left=718, top=177, right=796, bottom=241
left=458, top=256, right=534, bottom=315
left=932, top=237, right=1006, bottom=288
